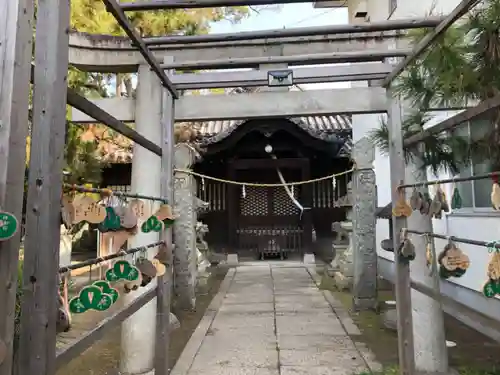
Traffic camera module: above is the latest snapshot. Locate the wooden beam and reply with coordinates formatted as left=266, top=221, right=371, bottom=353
left=155, top=57, right=175, bottom=375
left=404, top=95, right=500, bottom=146
left=68, top=31, right=414, bottom=73
left=160, top=50, right=411, bottom=70
left=176, top=87, right=387, bottom=120
left=170, top=63, right=393, bottom=89
left=55, top=289, right=156, bottom=371
left=29, top=64, right=163, bottom=156
left=71, top=88, right=388, bottom=123
left=386, top=91, right=416, bottom=375
left=144, top=17, right=445, bottom=45
left=101, top=0, right=178, bottom=98
left=122, top=0, right=315, bottom=10
left=17, top=0, right=70, bottom=372
left=66, top=89, right=162, bottom=156
left=383, top=0, right=481, bottom=87
left=0, top=0, right=33, bottom=374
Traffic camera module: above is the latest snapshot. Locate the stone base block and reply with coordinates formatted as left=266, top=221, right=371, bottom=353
left=227, top=253, right=239, bottom=266
left=333, top=271, right=352, bottom=291
left=352, top=297, right=378, bottom=311
left=303, top=253, right=315, bottom=264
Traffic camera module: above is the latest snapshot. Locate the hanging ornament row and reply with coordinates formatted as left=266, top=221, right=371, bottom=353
left=393, top=185, right=449, bottom=218
left=69, top=253, right=166, bottom=314
left=62, top=194, right=177, bottom=234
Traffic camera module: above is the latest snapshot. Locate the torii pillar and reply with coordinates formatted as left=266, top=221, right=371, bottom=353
left=120, top=65, right=161, bottom=375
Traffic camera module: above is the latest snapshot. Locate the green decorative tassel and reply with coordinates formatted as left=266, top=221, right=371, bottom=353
left=451, top=187, right=462, bottom=210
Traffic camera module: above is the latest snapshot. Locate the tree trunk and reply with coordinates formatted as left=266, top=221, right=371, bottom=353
left=406, top=160, right=448, bottom=373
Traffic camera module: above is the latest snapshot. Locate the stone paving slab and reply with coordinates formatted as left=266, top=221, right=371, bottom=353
left=189, top=367, right=279, bottom=375
left=278, top=334, right=357, bottom=351
left=279, top=349, right=367, bottom=368
left=276, top=322, right=347, bottom=336
left=189, top=346, right=278, bottom=370
left=218, top=302, right=275, bottom=314
left=175, top=263, right=379, bottom=375
left=211, top=316, right=275, bottom=330
left=281, top=366, right=367, bottom=375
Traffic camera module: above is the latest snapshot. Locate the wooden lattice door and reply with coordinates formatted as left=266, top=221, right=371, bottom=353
left=236, top=173, right=303, bottom=258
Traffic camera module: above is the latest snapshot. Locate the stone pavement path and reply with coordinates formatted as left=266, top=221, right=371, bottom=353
left=172, top=262, right=380, bottom=375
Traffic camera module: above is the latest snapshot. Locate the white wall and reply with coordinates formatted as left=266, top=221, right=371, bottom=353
left=347, top=0, right=461, bottom=21
left=349, top=0, right=500, bottom=297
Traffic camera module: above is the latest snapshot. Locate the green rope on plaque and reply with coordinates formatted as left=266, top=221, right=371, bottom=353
left=451, top=187, right=462, bottom=210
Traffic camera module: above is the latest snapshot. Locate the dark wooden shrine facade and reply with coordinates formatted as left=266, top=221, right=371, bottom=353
left=192, top=117, right=352, bottom=258
left=101, top=116, right=353, bottom=258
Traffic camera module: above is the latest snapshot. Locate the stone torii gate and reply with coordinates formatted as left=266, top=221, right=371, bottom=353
left=0, top=0, right=483, bottom=374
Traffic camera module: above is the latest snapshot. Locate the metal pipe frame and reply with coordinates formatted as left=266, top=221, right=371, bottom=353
left=121, top=0, right=315, bottom=10
left=405, top=229, right=500, bottom=250
left=160, top=50, right=411, bottom=70
left=383, top=0, right=482, bottom=87
left=101, top=0, right=178, bottom=98
left=398, top=171, right=500, bottom=190
left=169, top=63, right=393, bottom=89
left=404, top=95, right=500, bottom=147
left=144, top=16, right=445, bottom=45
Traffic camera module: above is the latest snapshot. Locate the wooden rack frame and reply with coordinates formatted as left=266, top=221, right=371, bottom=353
left=0, top=0, right=493, bottom=374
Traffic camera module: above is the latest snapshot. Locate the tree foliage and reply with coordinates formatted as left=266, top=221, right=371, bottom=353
left=369, top=0, right=500, bottom=172
left=59, top=0, right=251, bottom=184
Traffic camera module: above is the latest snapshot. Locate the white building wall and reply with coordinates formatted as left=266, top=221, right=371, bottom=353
left=349, top=0, right=500, bottom=297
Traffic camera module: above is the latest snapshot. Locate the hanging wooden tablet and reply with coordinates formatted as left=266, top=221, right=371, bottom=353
left=93, top=280, right=120, bottom=304
left=425, top=238, right=433, bottom=270
left=438, top=242, right=469, bottom=279
left=154, top=247, right=170, bottom=264
left=491, top=183, right=500, bottom=210
left=129, top=199, right=149, bottom=220
left=73, top=196, right=106, bottom=224
left=487, top=251, right=500, bottom=280
left=136, top=257, right=157, bottom=278
left=409, top=189, right=423, bottom=211
left=0, top=211, right=19, bottom=241
left=61, top=195, right=75, bottom=227
left=392, top=190, right=412, bottom=217
left=105, top=260, right=140, bottom=283
left=420, top=193, right=431, bottom=215
left=451, top=186, right=462, bottom=210
left=397, top=233, right=415, bottom=261
left=141, top=215, right=164, bottom=233
left=98, top=206, right=121, bottom=232
left=152, top=259, right=167, bottom=276
left=124, top=272, right=143, bottom=293
left=437, top=186, right=449, bottom=213
left=69, top=285, right=113, bottom=314
left=115, top=205, right=138, bottom=230
left=428, top=191, right=442, bottom=218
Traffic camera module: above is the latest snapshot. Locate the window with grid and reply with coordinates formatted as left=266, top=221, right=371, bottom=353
left=452, top=118, right=494, bottom=211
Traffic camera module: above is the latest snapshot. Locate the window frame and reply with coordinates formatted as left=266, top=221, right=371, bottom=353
left=448, top=120, right=499, bottom=216
left=388, top=0, right=397, bottom=17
